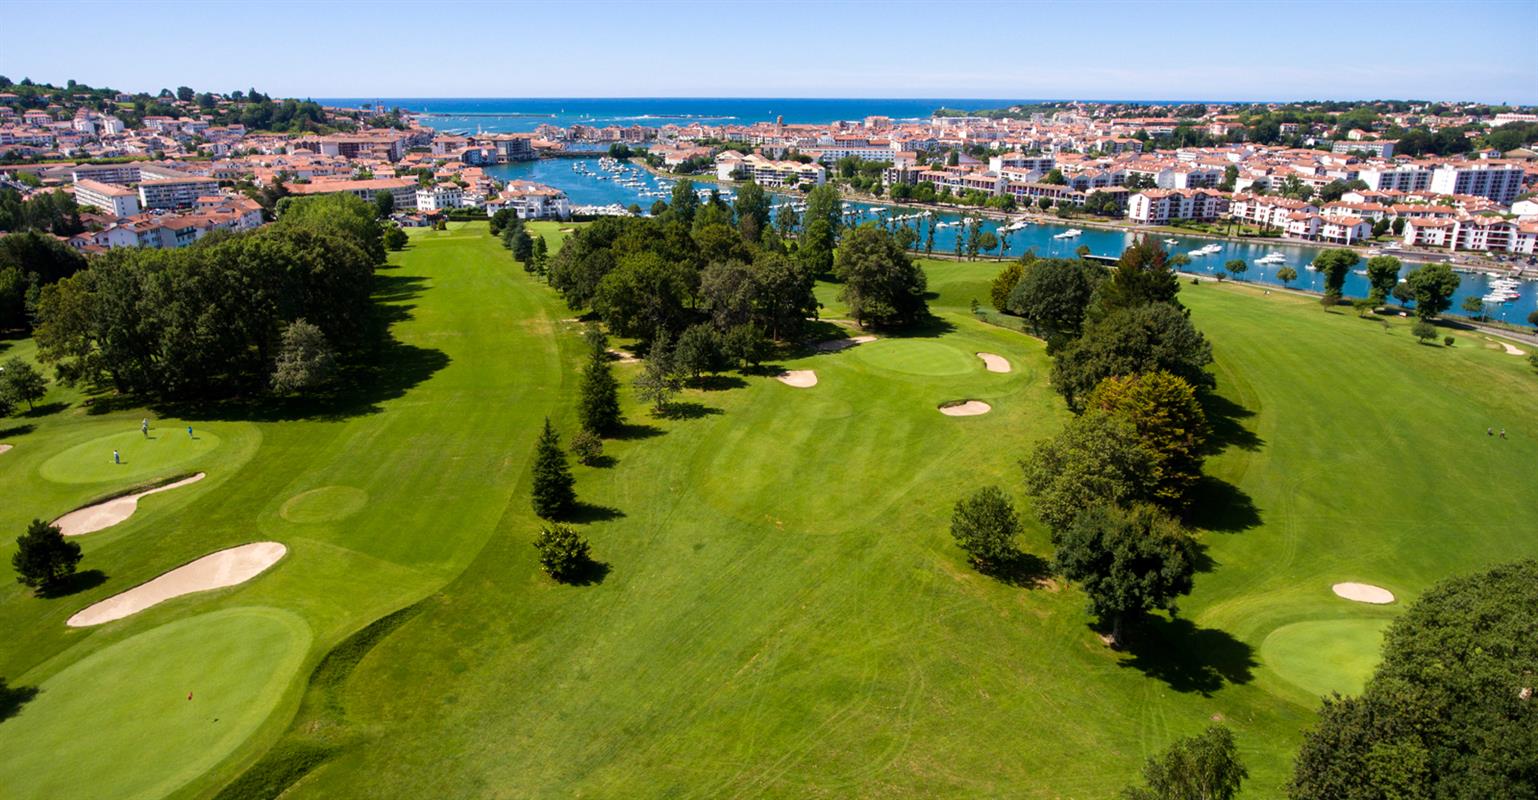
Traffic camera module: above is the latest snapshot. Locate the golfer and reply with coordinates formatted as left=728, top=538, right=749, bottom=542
left=113, top=449, right=120, bottom=464
left=141, top=418, right=149, bottom=437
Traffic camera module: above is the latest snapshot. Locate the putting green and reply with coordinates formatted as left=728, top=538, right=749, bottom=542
left=280, top=485, right=369, bottom=523
left=39, top=427, right=222, bottom=485
left=0, top=606, right=310, bottom=800
left=1261, top=618, right=1390, bottom=698
left=852, top=339, right=977, bottom=377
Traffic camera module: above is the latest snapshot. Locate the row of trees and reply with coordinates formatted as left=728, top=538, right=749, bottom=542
left=32, top=193, right=385, bottom=398
left=0, top=229, right=88, bottom=333
left=976, top=240, right=1215, bottom=649
left=1311, top=249, right=1462, bottom=319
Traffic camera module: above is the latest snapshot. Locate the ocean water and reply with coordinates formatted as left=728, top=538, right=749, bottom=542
left=319, top=97, right=1135, bottom=133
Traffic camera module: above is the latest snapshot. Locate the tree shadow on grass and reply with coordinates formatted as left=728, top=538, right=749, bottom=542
left=1200, top=393, right=1263, bottom=455
left=655, top=401, right=722, bottom=421
left=561, top=558, right=611, bottom=586
left=0, top=423, right=35, bottom=439
left=0, top=677, right=39, bottom=723
left=20, top=401, right=68, bottom=418
left=692, top=374, right=747, bottom=392
left=876, top=314, right=957, bottom=340
left=1115, top=615, right=1257, bottom=696
left=976, top=550, right=1052, bottom=588
left=1185, top=476, right=1262, bottom=533
left=611, top=422, right=663, bottom=441
left=36, top=569, right=107, bottom=599
left=564, top=502, right=625, bottom=524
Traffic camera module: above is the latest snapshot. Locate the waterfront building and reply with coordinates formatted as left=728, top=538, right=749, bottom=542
left=1126, top=189, right=1229, bottom=224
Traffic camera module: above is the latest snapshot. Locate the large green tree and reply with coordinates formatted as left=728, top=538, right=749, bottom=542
left=1091, top=238, right=1182, bottom=320
left=530, top=418, right=576, bottom=519
left=577, top=326, right=622, bottom=435
left=1087, top=371, right=1208, bottom=510
left=1312, top=249, right=1360, bottom=298
left=1022, top=411, right=1159, bottom=539
left=1364, top=255, right=1402, bottom=302
left=1403, top=262, right=1461, bottom=319
left=833, top=224, right=928, bottom=329
left=733, top=180, right=771, bottom=243
left=0, top=356, right=47, bottom=410
left=12, top=519, right=82, bottom=595
left=1289, top=559, right=1538, bottom=800
left=1054, top=503, right=1196, bottom=648
left=950, top=486, right=1022, bottom=569
left=1007, top=258, right=1106, bottom=345
left=1051, top=303, right=1215, bottom=411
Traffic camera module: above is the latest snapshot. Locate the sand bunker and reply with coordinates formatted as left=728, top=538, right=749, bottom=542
left=1332, top=582, right=1395, bottom=604
left=56, top=473, right=206, bottom=536
left=0, top=444, right=11, bottom=456
left=939, top=400, right=992, bottom=417
left=607, top=348, right=640, bottom=364
left=776, top=370, right=818, bottom=388
left=1501, top=342, right=1526, bottom=356
left=67, top=542, right=287, bottom=627
left=814, top=335, right=877, bottom=353
left=976, top=352, right=1012, bottom=373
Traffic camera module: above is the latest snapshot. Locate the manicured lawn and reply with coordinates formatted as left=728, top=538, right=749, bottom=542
left=3, top=233, right=1534, bottom=799
left=0, top=607, right=310, bottom=800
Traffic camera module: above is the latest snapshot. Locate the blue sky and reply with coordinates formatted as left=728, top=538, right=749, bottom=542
left=4, top=0, right=1535, bottom=103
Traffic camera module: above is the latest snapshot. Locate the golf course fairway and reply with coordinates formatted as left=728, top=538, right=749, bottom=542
left=2, top=222, right=1535, bottom=798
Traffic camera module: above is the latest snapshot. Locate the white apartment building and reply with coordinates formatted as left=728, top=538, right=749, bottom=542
left=490, top=180, right=571, bottom=220
left=415, top=183, right=465, bottom=211
left=73, top=178, right=142, bottom=216
left=137, top=173, right=221, bottom=211
left=1403, top=216, right=1538, bottom=254
left=1332, top=140, right=1396, bottom=158
left=1126, top=189, right=1230, bottom=224
left=1427, top=164, right=1525, bottom=204
left=715, top=153, right=826, bottom=187
left=1356, top=165, right=1432, bottom=193
left=285, top=177, right=419, bottom=210
left=71, top=163, right=142, bottom=185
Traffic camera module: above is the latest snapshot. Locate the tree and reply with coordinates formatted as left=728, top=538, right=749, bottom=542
left=833, top=224, right=929, bottom=329
left=673, top=323, right=724, bottom=380
left=532, top=523, right=590, bottom=582
left=12, top=519, right=82, bottom=595
left=1411, top=319, right=1438, bottom=344
left=1404, top=263, right=1460, bottom=319
left=949, top=486, right=1021, bottom=568
left=1528, top=309, right=1538, bottom=330
left=1087, top=372, right=1208, bottom=511
left=1223, top=259, right=1248, bottom=281
left=1051, top=304, right=1215, bottom=412
left=0, top=357, right=47, bottom=410
left=734, top=180, right=770, bottom=243
left=632, top=329, right=683, bottom=412
left=1054, top=503, right=1196, bottom=648
left=1460, top=295, right=1486, bottom=319
left=1276, top=266, right=1298, bottom=288
left=568, top=430, right=603, bottom=466
left=269, top=319, right=336, bottom=393
left=978, top=230, right=998, bottom=255
left=722, top=323, right=770, bottom=368
left=1312, top=249, right=1359, bottom=297
left=577, top=326, right=622, bottom=435
left=1364, top=255, right=1402, bottom=302
left=670, top=178, right=699, bottom=225
left=592, top=252, right=694, bottom=341
left=1289, top=560, right=1538, bottom=800
left=990, top=262, right=1023, bottom=312
left=1022, top=411, right=1159, bottom=539
left=1007, top=258, right=1105, bottom=345
left=531, top=418, right=576, bottom=519
left=383, top=226, right=408, bottom=251
left=532, top=235, right=548, bottom=276
left=373, top=191, right=394, bottom=219
left=1123, top=726, right=1248, bottom=800
left=1092, top=238, right=1183, bottom=319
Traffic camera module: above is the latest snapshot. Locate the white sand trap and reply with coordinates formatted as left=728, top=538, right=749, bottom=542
left=67, top=542, right=287, bottom=627
left=1332, top=582, right=1395, bottom=604
left=0, top=443, right=11, bottom=455
left=776, top=370, right=818, bottom=388
left=1501, top=342, right=1526, bottom=356
left=976, top=352, right=1012, bottom=373
left=814, top=335, right=877, bottom=353
left=939, top=400, right=992, bottom=417
left=607, top=348, right=640, bottom=364
left=56, top=473, right=206, bottom=536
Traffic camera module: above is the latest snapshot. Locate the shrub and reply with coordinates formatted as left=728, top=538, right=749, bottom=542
left=533, top=523, right=590, bottom=582
left=12, top=519, right=81, bottom=594
left=569, top=430, right=603, bottom=466
left=949, top=486, right=1021, bottom=567
left=1411, top=319, right=1437, bottom=344
left=1442, top=335, right=1455, bottom=347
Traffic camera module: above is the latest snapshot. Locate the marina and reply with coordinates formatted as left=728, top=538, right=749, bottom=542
left=485, top=155, right=1538, bottom=324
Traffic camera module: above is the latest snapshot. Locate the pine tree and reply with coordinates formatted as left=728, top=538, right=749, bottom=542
left=531, top=418, right=576, bottom=519
left=578, top=326, right=622, bottom=435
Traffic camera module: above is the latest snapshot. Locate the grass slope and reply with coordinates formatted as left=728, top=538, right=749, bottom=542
left=2, top=236, right=1534, bottom=798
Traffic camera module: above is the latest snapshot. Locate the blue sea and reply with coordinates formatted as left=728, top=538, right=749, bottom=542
left=318, top=97, right=1148, bottom=133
